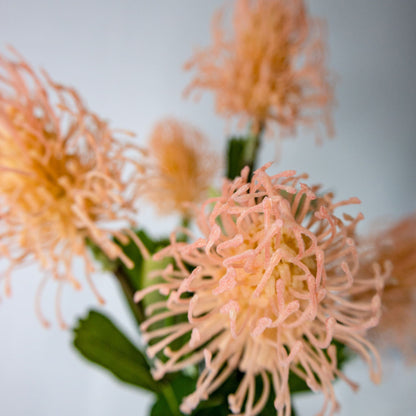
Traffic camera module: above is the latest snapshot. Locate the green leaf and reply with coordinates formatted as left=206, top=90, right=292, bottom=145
left=288, top=371, right=309, bottom=394
left=73, top=309, right=158, bottom=392
left=151, top=394, right=173, bottom=416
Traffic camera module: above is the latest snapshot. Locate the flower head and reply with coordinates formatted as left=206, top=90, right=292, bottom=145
left=185, top=0, right=333, bottom=138
left=357, top=213, right=416, bottom=362
left=136, top=164, right=385, bottom=416
left=0, top=51, right=145, bottom=326
left=143, top=118, right=218, bottom=216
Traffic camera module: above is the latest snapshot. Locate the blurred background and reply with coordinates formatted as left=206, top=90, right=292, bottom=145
left=0, top=0, right=415, bottom=414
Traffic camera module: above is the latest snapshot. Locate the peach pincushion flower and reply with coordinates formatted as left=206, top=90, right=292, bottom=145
left=136, top=164, right=385, bottom=416
left=358, top=213, right=416, bottom=361
left=185, top=0, right=333, bottom=138
left=0, top=51, right=145, bottom=326
left=143, top=118, right=218, bottom=216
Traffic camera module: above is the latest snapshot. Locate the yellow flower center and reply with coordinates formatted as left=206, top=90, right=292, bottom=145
left=216, top=216, right=318, bottom=342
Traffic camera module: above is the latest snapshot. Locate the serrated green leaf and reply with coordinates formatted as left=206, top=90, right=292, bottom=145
left=73, top=309, right=158, bottom=392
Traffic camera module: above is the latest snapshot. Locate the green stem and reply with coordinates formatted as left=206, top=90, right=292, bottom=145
left=244, top=122, right=265, bottom=179
left=178, top=216, right=191, bottom=243
left=161, top=383, right=181, bottom=416
left=181, top=216, right=191, bottom=229
left=114, top=266, right=145, bottom=328
left=87, top=238, right=147, bottom=328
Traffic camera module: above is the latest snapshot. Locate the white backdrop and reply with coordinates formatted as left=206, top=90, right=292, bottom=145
left=0, top=1, right=415, bottom=415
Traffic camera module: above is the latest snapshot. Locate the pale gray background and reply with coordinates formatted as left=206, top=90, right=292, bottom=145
left=0, top=0, right=415, bottom=415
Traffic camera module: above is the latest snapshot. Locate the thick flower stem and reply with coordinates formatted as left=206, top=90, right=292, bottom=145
left=181, top=216, right=191, bottom=231
left=114, top=266, right=145, bottom=328
left=226, top=122, right=265, bottom=181
left=245, top=132, right=261, bottom=178
left=243, top=122, right=265, bottom=179
left=161, top=384, right=181, bottom=416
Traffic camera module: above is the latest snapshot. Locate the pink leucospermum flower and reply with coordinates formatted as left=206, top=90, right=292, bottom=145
left=136, top=164, right=385, bottom=416
left=0, top=51, right=146, bottom=327
left=185, top=0, right=333, bottom=139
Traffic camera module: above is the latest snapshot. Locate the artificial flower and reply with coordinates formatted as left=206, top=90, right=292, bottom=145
left=143, top=118, right=218, bottom=217
left=357, top=213, right=416, bottom=362
left=136, top=164, right=385, bottom=416
left=185, top=0, right=333, bottom=139
left=0, top=51, right=145, bottom=326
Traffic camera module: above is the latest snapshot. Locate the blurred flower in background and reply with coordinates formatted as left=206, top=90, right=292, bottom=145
left=136, top=164, right=385, bottom=416
left=185, top=0, right=333, bottom=139
left=357, top=213, right=416, bottom=362
left=0, top=51, right=145, bottom=327
left=143, top=118, right=218, bottom=218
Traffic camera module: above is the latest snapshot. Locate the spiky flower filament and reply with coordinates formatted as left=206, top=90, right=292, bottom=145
left=0, top=51, right=145, bottom=326
left=143, top=118, right=218, bottom=216
left=136, top=164, right=385, bottom=416
left=185, top=0, right=333, bottom=139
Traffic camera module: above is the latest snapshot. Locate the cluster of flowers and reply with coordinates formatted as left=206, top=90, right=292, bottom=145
left=0, top=51, right=216, bottom=327
left=1, top=0, right=414, bottom=415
